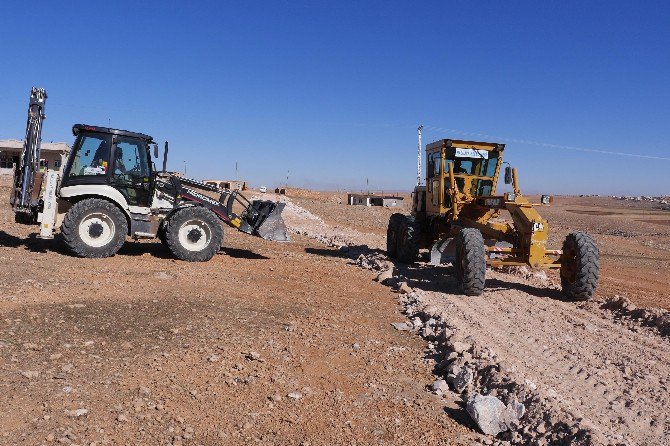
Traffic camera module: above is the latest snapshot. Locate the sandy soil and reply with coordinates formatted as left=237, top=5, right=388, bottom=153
left=1, top=177, right=669, bottom=446
left=0, top=182, right=470, bottom=445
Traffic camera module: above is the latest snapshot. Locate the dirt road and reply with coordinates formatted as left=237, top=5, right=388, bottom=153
left=280, top=192, right=670, bottom=445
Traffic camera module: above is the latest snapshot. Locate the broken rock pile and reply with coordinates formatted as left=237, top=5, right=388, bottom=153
left=353, top=251, right=602, bottom=446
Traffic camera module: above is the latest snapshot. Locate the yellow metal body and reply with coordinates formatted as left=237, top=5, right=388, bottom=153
left=419, top=139, right=560, bottom=269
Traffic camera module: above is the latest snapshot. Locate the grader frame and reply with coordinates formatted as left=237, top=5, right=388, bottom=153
left=388, top=138, right=599, bottom=299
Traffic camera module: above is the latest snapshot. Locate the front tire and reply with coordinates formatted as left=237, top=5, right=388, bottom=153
left=396, top=215, right=421, bottom=263
left=386, top=213, right=404, bottom=258
left=454, top=228, right=486, bottom=296
left=560, top=232, right=599, bottom=300
left=61, top=198, right=128, bottom=258
left=164, top=207, right=223, bottom=262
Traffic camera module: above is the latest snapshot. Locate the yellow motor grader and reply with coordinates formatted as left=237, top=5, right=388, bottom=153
left=387, top=138, right=599, bottom=299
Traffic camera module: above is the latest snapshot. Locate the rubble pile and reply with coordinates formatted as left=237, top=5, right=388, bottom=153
left=602, top=295, right=670, bottom=336
left=352, top=252, right=599, bottom=446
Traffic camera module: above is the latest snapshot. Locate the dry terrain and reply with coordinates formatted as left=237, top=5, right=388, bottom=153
left=1, top=178, right=669, bottom=446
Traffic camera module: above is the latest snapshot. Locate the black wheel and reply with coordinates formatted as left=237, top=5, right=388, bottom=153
left=386, top=213, right=404, bottom=258
left=164, top=207, right=223, bottom=262
left=560, top=232, right=599, bottom=300
left=157, top=222, right=168, bottom=248
left=61, top=198, right=128, bottom=258
left=454, top=228, right=486, bottom=296
left=396, top=215, right=420, bottom=263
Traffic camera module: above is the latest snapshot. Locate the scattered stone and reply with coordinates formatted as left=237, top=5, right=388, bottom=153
left=453, top=367, right=474, bottom=393
left=116, top=414, right=129, bottom=423
left=287, top=392, right=302, bottom=400
left=49, top=353, right=62, bottom=360
left=269, top=394, right=282, bottom=402
left=245, top=351, right=262, bottom=361
left=61, top=363, right=74, bottom=373
left=66, top=408, right=88, bottom=418
left=20, top=370, right=39, bottom=379
left=656, top=314, right=670, bottom=336
left=397, top=282, right=412, bottom=294
left=466, top=393, right=522, bottom=436
left=352, top=343, right=361, bottom=350
left=431, top=379, right=449, bottom=394
left=391, top=322, right=411, bottom=331
left=450, top=341, right=471, bottom=354
left=207, top=354, right=220, bottom=362
left=375, top=269, right=394, bottom=284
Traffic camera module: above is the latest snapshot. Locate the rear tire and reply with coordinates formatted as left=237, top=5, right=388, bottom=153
left=164, top=207, right=223, bottom=262
left=61, top=198, right=128, bottom=258
left=386, top=213, right=404, bottom=258
left=560, top=232, right=599, bottom=300
left=396, top=215, right=420, bottom=263
left=454, top=228, right=486, bottom=296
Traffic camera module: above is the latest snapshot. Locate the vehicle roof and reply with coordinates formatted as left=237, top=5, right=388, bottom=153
left=426, top=138, right=505, bottom=151
left=72, top=124, right=153, bottom=142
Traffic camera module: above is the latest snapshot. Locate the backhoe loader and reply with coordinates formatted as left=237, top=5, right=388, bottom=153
left=387, top=138, right=599, bottom=299
left=10, top=88, right=289, bottom=261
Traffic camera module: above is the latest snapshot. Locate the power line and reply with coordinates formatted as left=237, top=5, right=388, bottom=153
left=422, top=125, right=670, bottom=161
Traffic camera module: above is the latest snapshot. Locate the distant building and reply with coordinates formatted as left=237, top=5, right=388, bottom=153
left=0, top=139, right=70, bottom=175
left=348, top=193, right=404, bottom=207
left=203, top=179, right=247, bottom=191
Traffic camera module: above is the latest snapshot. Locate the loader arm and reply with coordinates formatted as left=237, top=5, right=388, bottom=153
left=168, top=176, right=290, bottom=242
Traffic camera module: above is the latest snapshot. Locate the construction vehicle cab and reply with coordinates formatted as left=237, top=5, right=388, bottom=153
left=10, top=88, right=290, bottom=262
left=388, top=138, right=599, bottom=300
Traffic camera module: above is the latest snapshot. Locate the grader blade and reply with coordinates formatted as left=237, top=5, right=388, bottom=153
left=430, top=238, right=456, bottom=265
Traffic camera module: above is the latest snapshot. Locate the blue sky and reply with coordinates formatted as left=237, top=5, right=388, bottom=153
left=1, top=1, right=668, bottom=195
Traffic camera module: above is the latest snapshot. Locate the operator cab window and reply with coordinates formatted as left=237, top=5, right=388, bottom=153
left=113, top=137, right=150, bottom=182
left=68, top=133, right=113, bottom=177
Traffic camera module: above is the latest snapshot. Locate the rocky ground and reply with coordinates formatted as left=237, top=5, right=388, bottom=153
left=267, top=190, right=670, bottom=446
left=1, top=178, right=669, bottom=445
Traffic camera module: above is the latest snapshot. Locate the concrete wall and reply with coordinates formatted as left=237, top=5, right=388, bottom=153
left=0, top=151, right=67, bottom=176
left=348, top=194, right=403, bottom=207
left=203, top=179, right=247, bottom=191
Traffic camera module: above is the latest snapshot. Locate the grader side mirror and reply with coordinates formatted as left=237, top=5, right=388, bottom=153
left=152, top=143, right=159, bottom=158
left=504, top=166, right=512, bottom=184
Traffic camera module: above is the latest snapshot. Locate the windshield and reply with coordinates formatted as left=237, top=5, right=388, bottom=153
left=67, top=133, right=113, bottom=177
left=447, top=148, right=499, bottom=177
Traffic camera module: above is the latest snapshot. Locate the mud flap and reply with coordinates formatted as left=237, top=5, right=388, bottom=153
left=430, top=238, right=456, bottom=265
left=251, top=201, right=291, bottom=242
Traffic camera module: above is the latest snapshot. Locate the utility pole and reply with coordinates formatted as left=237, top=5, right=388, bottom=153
left=235, top=161, right=238, bottom=181
left=417, top=125, right=423, bottom=186
left=183, top=161, right=187, bottom=176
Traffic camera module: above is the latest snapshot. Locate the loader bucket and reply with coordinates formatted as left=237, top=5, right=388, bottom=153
left=248, top=200, right=291, bottom=242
